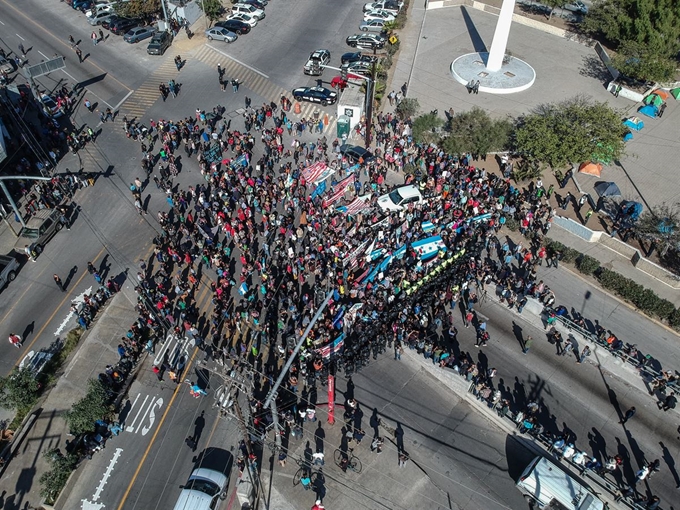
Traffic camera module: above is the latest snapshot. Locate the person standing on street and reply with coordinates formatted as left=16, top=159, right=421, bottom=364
left=619, top=406, right=636, bottom=424
left=577, top=345, right=590, bottom=364
left=91, top=31, right=98, bottom=45
left=522, top=335, right=533, bottom=354
left=9, top=333, right=22, bottom=348
left=99, top=29, right=104, bottom=42
left=400, top=82, right=407, bottom=97
left=53, top=274, right=65, bottom=292
left=75, top=45, right=83, bottom=63
left=18, top=43, right=26, bottom=57
left=231, top=78, right=240, bottom=92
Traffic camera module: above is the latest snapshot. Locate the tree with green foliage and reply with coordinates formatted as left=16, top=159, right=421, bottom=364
left=582, top=0, right=680, bottom=82
left=411, top=112, right=444, bottom=144
left=0, top=367, right=41, bottom=413
left=513, top=95, right=627, bottom=170
left=540, top=0, right=564, bottom=20
left=395, top=98, right=419, bottom=120
left=115, top=0, right=161, bottom=18
left=442, top=107, right=512, bottom=159
left=65, top=379, right=112, bottom=436
left=198, top=0, right=225, bottom=22
left=40, top=448, right=79, bottom=503
left=633, top=203, right=680, bottom=258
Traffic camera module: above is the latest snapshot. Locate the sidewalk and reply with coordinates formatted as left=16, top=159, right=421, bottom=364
left=0, top=290, right=139, bottom=510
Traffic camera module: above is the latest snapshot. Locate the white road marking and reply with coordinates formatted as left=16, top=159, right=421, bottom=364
left=206, top=44, right=269, bottom=78
left=83, top=88, right=113, bottom=109
left=81, top=500, right=104, bottom=510
left=141, top=397, right=163, bottom=436
left=92, top=448, right=123, bottom=501
left=0, top=20, right=6, bottom=25
left=126, top=394, right=149, bottom=433
left=112, top=89, right=133, bottom=111
left=15, top=33, right=25, bottom=41
left=122, top=393, right=140, bottom=429
left=54, top=286, right=93, bottom=336
left=38, top=50, right=49, bottom=59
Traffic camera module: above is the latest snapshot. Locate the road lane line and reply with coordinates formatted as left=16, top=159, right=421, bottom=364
left=0, top=20, right=5, bottom=25
left=112, top=90, right=134, bottom=111
left=13, top=246, right=106, bottom=367
left=123, top=393, right=141, bottom=430
left=0, top=0, right=131, bottom=91
left=205, top=44, right=269, bottom=78
left=15, top=33, right=24, bottom=41
left=38, top=50, right=49, bottom=59
left=116, top=346, right=200, bottom=510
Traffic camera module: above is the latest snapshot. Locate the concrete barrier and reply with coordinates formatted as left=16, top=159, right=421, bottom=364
left=552, top=216, right=601, bottom=242
left=598, top=234, right=639, bottom=259
left=633, top=253, right=680, bottom=289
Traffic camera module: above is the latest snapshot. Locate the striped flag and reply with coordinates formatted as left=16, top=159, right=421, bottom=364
left=323, top=185, right=349, bottom=208
left=333, top=174, right=355, bottom=192
left=343, top=196, right=372, bottom=216
left=301, top=162, right=327, bottom=183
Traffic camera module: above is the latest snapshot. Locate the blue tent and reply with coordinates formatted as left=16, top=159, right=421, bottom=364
left=622, top=116, right=644, bottom=131
left=638, top=105, right=658, bottom=118
left=623, top=131, right=633, bottom=141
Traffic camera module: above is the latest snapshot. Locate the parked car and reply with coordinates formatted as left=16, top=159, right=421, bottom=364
left=0, top=57, right=14, bottom=74
left=346, top=33, right=386, bottom=49
left=303, top=49, right=331, bottom=76
left=147, top=31, right=172, bottom=55
left=40, top=95, right=63, bottom=118
left=173, top=468, right=229, bottom=510
left=363, top=9, right=396, bottom=22
left=231, top=3, right=265, bottom=20
left=363, top=0, right=403, bottom=14
left=0, top=253, right=20, bottom=290
left=16, top=209, right=64, bottom=256
left=292, top=86, right=337, bottom=106
left=225, top=12, right=258, bottom=27
left=124, top=26, right=156, bottom=43
left=72, top=0, right=93, bottom=11
left=340, top=144, right=374, bottom=164
left=562, top=1, right=588, bottom=14
left=347, top=61, right=372, bottom=74
left=109, top=17, right=142, bottom=35
left=360, top=19, right=386, bottom=33
left=241, top=0, right=267, bottom=9
left=215, top=19, right=251, bottom=35
left=205, top=27, right=238, bottom=43
left=87, top=10, right=116, bottom=26
left=341, top=52, right=377, bottom=64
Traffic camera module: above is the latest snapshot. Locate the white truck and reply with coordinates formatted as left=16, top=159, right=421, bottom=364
left=0, top=253, right=20, bottom=290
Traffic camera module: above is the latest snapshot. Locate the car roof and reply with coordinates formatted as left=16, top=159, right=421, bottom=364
left=26, top=208, right=58, bottom=226
left=190, top=467, right=228, bottom=487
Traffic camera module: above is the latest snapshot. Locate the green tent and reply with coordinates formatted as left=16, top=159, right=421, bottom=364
left=644, top=94, right=664, bottom=107
left=671, top=88, right=680, bottom=100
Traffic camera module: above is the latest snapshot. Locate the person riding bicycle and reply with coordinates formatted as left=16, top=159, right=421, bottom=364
left=339, top=454, right=349, bottom=472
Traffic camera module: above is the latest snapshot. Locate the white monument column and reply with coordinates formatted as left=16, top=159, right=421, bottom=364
left=486, top=0, right=516, bottom=71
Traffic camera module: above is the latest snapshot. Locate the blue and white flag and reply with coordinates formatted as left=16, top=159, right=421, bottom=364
left=238, top=283, right=248, bottom=296
left=311, top=181, right=327, bottom=200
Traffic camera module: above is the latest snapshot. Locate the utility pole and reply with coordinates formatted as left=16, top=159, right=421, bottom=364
left=364, top=47, right=378, bottom=149
left=263, top=290, right=334, bottom=452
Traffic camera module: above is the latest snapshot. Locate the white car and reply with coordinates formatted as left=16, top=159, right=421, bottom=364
left=231, top=3, right=265, bottom=20
left=40, top=95, right=63, bottom=118
left=360, top=19, right=386, bottom=32
left=377, top=185, right=424, bottom=211
left=87, top=9, right=116, bottom=25
left=173, top=468, right=228, bottom=510
left=363, top=0, right=403, bottom=14
left=363, top=9, right=396, bottom=22
left=226, top=12, right=258, bottom=27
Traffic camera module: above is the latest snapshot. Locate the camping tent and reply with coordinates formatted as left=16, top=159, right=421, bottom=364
left=578, top=161, right=603, bottom=177
left=638, top=105, right=658, bottom=118
left=623, top=117, right=644, bottom=131
left=594, top=182, right=621, bottom=197
left=644, top=94, right=664, bottom=107
left=671, top=88, right=680, bottom=100
left=623, top=131, right=633, bottom=141
left=652, top=89, right=670, bottom=101
left=619, top=201, right=643, bottom=221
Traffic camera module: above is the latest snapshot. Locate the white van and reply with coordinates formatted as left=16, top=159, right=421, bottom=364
left=173, top=467, right=228, bottom=510
left=516, top=456, right=604, bottom=510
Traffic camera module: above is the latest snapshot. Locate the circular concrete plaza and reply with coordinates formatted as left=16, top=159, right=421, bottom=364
left=450, top=52, right=536, bottom=94
left=401, top=4, right=680, bottom=209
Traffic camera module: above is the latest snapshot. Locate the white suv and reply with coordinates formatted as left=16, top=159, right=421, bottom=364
left=231, top=3, right=265, bottom=20
left=377, top=185, right=424, bottom=211
left=173, top=468, right=228, bottom=510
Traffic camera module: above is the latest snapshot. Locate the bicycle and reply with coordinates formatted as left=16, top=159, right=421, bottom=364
left=292, top=464, right=318, bottom=490
left=334, top=448, right=362, bottom=473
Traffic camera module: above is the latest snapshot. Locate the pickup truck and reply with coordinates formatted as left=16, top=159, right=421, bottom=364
left=0, top=253, right=20, bottom=289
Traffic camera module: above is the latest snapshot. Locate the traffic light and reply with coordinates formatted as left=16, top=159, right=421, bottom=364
left=341, top=64, right=348, bottom=81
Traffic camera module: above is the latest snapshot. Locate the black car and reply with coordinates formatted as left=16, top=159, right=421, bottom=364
left=215, top=19, right=251, bottom=35
left=341, top=52, right=377, bottom=65
left=241, top=0, right=267, bottom=9
left=292, top=86, right=338, bottom=106
left=147, top=31, right=173, bottom=55
left=340, top=144, right=374, bottom=164
left=109, top=17, right=142, bottom=35
left=346, top=33, right=386, bottom=49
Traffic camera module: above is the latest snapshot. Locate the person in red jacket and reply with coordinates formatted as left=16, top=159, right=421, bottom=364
left=311, top=501, right=324, bottom=510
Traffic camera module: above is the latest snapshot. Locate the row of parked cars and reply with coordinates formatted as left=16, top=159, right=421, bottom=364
left=205, top=0, right=269, bottom=44
left=346, top=0, right=404, bottom=50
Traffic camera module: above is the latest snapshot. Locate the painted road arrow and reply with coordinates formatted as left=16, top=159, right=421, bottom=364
left=55, top=286, right=92, bottom=336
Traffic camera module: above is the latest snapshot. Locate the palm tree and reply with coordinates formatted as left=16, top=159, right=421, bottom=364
left=633, top=203, right=680, bottom=257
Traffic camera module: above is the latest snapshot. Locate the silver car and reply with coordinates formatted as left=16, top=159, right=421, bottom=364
left=360, top=19, right=386, bottom=32
left=205, top=27, right=238, bottom=43
left=124, top=26, right=157, bottom=43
